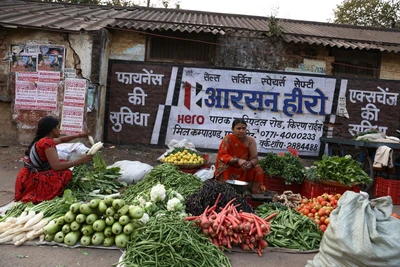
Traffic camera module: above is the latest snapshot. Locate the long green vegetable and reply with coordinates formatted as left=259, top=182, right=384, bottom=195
left=255, top=203, right=322, bottom=251
left=118, top=215, right=231, bottom=267
left=120, top=163, right=202, bottom=204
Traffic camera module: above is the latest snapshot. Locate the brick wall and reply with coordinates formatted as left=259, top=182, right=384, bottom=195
left=0, top=102, right=17, bottom=145
left=215, top=32, right=286, bottom=70
left=380, top=52, right=400, bottom=80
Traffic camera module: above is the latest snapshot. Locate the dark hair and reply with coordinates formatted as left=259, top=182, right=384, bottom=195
left=232, top=118, right=247, bottom=129
left=25, top=116, right=59, bottom=156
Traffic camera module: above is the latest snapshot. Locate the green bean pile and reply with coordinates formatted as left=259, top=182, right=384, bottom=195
left=118, top=215, right=231, bottom=267
left=255, top=203, right=322, bottom=251
left=120, top=163, right=203, bottom=203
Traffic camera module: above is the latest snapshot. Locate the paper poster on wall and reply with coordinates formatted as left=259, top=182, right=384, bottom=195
left=164, top=68, right=336, bottom=156
left=11, top=54, right=37, bottom=72
left=61, top=78, right=87, bottom=135
left=14, top=72, right=58, bottom=111
left=14, top=80, right=37, bottom=110
left=37, top=46, right=65, bottom=72
left=36, top=82, right=58, bottom=111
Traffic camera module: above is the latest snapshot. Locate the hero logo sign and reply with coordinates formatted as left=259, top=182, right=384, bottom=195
left=184, top=82, right=203, bottom=110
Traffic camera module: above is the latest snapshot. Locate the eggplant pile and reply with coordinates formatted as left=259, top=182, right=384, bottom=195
left=43, top=196, right=145, bottom=248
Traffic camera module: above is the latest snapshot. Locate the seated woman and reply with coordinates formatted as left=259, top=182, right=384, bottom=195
left=15, top=116, right=93, bottom=204
left=214, top=118, right=265, bottom=193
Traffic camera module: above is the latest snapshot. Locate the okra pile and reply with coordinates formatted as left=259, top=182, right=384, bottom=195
left=255, top=203, right=322, bottom=251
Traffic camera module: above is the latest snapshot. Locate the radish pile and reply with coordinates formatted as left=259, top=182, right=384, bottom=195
left=185, top=193, right=277, bottom=257
left=0, top=210, right=48, bottom=245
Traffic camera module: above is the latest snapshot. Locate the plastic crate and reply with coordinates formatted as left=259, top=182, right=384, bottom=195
left=263, top=175, right=302, bottom=194
left=245, top=197, right=264, bottom=208
left=374, top=177, right=400, bottom=204
left=301, top=179, right=360, bottom=199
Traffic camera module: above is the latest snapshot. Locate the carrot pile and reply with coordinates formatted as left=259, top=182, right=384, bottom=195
left=185, top=193, right=278, bottom=257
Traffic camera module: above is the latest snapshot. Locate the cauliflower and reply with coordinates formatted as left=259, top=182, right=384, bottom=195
left=168, top=190, right=184, bottom=202
left=138, top=196, right=147, bottom=206
left=167, top=197, right=184, bottom=212
left=138, top=213, right=150, bottom=224
left=150, top=184, right=166, bottom=203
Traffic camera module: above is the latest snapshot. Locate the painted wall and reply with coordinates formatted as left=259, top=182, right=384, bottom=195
left=105, top=61, right=336, bottom=156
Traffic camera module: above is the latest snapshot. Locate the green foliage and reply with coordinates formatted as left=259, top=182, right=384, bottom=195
left=333, top=0, right=400, bottom=28
left=259, top=152, right=304, bottom=185
left=314, top=155, right=373, bottom=186
left=303, top=166, right=321, bottom=183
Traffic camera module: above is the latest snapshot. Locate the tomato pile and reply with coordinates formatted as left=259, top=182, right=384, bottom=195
left=296, top=193, right=341, bottom=232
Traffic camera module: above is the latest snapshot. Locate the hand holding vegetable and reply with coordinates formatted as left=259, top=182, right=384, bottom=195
left=74, top=154, right=93, bottom=165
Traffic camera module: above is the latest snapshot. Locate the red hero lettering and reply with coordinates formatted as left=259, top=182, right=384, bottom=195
left=177, top=115, right=205, bottom=124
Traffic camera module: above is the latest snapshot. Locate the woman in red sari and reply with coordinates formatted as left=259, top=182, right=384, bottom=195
left=215, top=118, right=265, bottom=194
left=15, top=116, right=93, bottom=204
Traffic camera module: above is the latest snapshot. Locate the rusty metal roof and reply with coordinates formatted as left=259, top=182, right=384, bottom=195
left=2, top=0, right=400, bottom=52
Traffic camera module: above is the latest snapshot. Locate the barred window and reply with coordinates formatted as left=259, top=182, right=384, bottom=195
left=146, top=31, right=215, bottom=64
left=331, top=48, right=380, bottom=78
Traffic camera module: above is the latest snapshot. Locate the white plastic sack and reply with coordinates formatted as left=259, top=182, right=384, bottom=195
left=157, top=139, right=197, bottom=161
left=108, top=160, right=153, bottom=184
left=56, top=142, right=90, bottom=161
left=306, top=191, right=400, bottom=267
left=194, top=165, right=216, bottom=182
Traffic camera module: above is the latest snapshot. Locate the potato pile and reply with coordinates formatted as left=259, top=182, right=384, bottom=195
left=161, top=148, right=206, bottom=165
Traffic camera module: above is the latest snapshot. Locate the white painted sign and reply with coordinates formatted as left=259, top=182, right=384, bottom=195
left=165, top=68, right=336, bottom=156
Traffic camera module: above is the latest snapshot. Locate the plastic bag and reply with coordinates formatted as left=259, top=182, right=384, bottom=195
left=157, top=139, right=197, bottom=161
left=306, top=191, right=400, bottom=267
left=56, top=142, right=90, bottom=161
left=107, top=160, right=153, bottom=184
left=194, top=165, right=215, bottom=182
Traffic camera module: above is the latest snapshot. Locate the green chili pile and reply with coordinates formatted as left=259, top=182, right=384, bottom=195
left=120, top=163, right=203, bottom=204
left=255, top=203, right=322, bottom=251
left=118, top=215, right=231, bottom=267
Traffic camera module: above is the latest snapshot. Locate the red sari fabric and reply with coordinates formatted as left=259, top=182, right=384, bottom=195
left=15, top=137, right=72, bottom=204
left=215, top=134, right=265, bottom=193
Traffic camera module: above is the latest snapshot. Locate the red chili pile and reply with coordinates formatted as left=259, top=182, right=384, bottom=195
left=185, top=193, right=277, bottom=257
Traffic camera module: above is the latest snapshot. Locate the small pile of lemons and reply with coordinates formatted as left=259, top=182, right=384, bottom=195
left=162, top=149, right=205, bottom=165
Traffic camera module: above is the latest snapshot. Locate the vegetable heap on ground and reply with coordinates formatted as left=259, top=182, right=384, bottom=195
left=43, top=195, right=146, bottom=248
left=185, top=179, right=253, bottom=216
left=68, top=153, right=125, bottom=201
left=120, top=163, right=203, bottom=203
left=255, top=202, right=322, bottom=251
left=296, top=193, right=341, bottom=232
left=185, top=194, right=276, bottom=257
left=0, top=190, right=77, bottom=246
left=119, top=214, right=231, bottom=267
